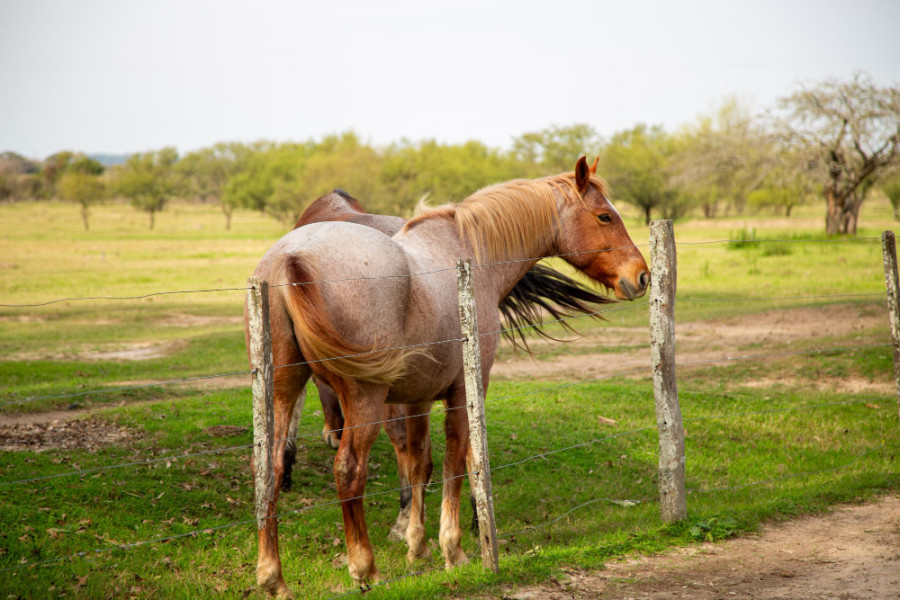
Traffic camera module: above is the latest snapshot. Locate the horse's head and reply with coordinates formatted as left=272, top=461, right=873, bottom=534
left=556, top=156, right=650, bottom=300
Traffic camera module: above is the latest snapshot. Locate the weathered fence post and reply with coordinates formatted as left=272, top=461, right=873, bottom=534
left=648, top=220, right=687, bottom=522
left=456, top=258, right=500, bottom=573
left=247, top=277, right=276, bottom=531
left=881, top=231, right=900, bottom=423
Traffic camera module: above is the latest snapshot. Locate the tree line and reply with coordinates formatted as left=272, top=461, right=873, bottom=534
left=1, top=73, right=898, bottom=234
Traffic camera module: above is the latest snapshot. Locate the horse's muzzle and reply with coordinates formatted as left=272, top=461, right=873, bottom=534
left=616, top=270, right=650, bottom=300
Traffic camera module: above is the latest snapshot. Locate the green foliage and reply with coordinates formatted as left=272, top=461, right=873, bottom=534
left=687, top=516, right=740, bottom=542
left=510, top=123, right=602, bottom=175
left=601, top=124, right=681, bottom=224
left=114, top=147, right=182, bottom=229
left=882, top=177, right=900, bottom=220
left=58, top=171, right=105, bottom=230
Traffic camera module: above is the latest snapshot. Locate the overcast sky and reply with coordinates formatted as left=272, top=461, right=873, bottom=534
left=2, top=0, right=899, bottom=159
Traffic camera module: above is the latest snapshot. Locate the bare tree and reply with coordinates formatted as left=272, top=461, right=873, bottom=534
left=775, top=73, right=900, bottom=235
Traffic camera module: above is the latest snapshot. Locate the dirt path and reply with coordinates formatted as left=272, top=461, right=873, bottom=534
left=498, top=495, right=900, bottom=600
left=492, top=303, right=891, bottom=395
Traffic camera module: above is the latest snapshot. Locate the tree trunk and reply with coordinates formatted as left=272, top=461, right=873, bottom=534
left=785, top=204, right=793, bottom=218
left=644, top=205, right=652, bottom=225
left=825, top=189, right=845, bottom=235
left=149, top=210, right=155, bottom=230
left=224, top=205, right=233, bottom=230
left=825, top=189, right=863, bottom=235
left=81, top=204, right=90, bottom=231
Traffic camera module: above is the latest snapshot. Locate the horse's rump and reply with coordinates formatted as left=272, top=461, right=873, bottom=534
left=272, top=225, right=414, bottom=386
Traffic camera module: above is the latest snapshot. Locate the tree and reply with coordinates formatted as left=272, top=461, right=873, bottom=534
left=177, top=142, right=259, bottom=229
left=882, top=176, right=900, bottom=220
left=379, top=139, right=520, bottom=214
left=601, top=124, right=682, bottom=224
left=672, top=97, right=773, bottom=217
left=511, top=124, right=602, bottom=175
left=115, top=147, right=181, bottom=229
left=775, top=73, right=900, bottom=235
left=58, top=171, right=105, bottom=230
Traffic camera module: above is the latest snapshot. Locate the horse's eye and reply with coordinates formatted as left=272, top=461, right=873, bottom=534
left=597, top=213, right=612, bottom=223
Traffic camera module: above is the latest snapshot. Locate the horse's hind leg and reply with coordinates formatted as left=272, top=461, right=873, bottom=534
left=384, top=404, right=413, bottom=543
left=256, top=362, right=310, bottom=598
left=281, top=384, right=307, bottom=491
left=315, top=377, right=344, bottom=450
left=333, top=380, right=388, bottom=585
left=439, top=390, right=470, bottom=567
left=399, top=404, right=433, bottom=562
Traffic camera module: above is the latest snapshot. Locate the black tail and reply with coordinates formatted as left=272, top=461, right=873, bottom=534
left=499, top=264, right=614, bottom=352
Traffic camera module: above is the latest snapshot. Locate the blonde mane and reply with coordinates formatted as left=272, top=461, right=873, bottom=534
left=404, top=173, right=610, bottom=263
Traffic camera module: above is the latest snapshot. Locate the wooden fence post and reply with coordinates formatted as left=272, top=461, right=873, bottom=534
left=247, top=277, right=276, bottom=530
left=881, top=231, right=900, bottom=423
left=648, top=220, right=687, bottom=522
left=456, top=258, right=500, bottom=573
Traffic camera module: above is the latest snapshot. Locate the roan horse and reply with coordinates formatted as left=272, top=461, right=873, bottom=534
left=247, top=157, right=649, bottom=597
left=278, top=187, right=615, bottom=541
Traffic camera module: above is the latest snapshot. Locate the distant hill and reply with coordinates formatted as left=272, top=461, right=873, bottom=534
left=88, top=153, right=128, bottom=167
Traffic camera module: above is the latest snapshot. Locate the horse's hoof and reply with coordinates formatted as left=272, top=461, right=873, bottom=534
left=257, top=564, right=292, bottom=598
left=406, top=542, right=431, bottom=564
left=388, top=520, right=406, bottom=543
left=445, top=548, right=469, bottom=568
left=349, top=563, right=381, bottom=587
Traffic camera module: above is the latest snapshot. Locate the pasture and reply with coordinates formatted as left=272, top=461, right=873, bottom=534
left=1, top=198, right=898, bottom=598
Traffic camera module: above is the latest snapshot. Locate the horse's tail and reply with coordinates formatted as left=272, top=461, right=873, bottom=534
left=273, top=255, right=409, bottom=385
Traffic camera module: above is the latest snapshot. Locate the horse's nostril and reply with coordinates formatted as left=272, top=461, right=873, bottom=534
left=639, top=271, right=650, bottom=289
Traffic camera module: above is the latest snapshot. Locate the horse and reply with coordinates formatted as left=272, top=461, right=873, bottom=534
left=247, top=157, right=649, bottom=597
left=277, top=188, right=616, bottom=542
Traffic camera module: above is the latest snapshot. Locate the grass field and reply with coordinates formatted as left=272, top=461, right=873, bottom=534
left=1, top=197, right=898, bottom=598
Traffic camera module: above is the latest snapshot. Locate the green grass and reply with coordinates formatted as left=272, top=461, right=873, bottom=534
left=1, top=197, right=899, bottom=598
left=1, top=381, right=895, bottom=599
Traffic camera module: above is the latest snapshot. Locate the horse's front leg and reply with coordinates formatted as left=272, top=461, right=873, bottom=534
left=439, top=390, right=470, bottom=566
left=257, top=364, right=309, bottom=598
left=334, top=382, right=388, bottom=585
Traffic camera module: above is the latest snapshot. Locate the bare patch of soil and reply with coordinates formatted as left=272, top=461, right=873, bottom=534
left=9, top=340, right=186, bottom=362
left=0, top=417, right=141, bottom=452
left=497, top=495, right=900, bottom=600
left=203, top=425, right=248, bottom=437
left=492, top=303, right=890, bottom=395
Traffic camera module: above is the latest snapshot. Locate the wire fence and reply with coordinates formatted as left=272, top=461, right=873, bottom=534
left=0, top=234, right=895, bottom=598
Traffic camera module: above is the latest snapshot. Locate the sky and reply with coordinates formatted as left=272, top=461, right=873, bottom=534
left=1, top=0, right=899, bottom=159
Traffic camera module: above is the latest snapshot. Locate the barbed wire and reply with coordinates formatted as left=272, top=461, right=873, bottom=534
left=0, top=286, right=249, bottom=308
left=676, top=237, right=882, bottom=245
left=678, top=291, right=884, bottom=303
left=1, top=235, right=884, bottom=309
left=3, top=375, right=890, bottom=577
left=0, top=369, right=250, bottom=408
left=0, top=440, right=256, bottom=487
left=500, top=495, right=652, bottom=540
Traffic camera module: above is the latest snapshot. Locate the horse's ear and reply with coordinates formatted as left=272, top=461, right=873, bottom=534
left=575, top=156, right=590, bottom=194
left=589, top=157, right=599, bottom=174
